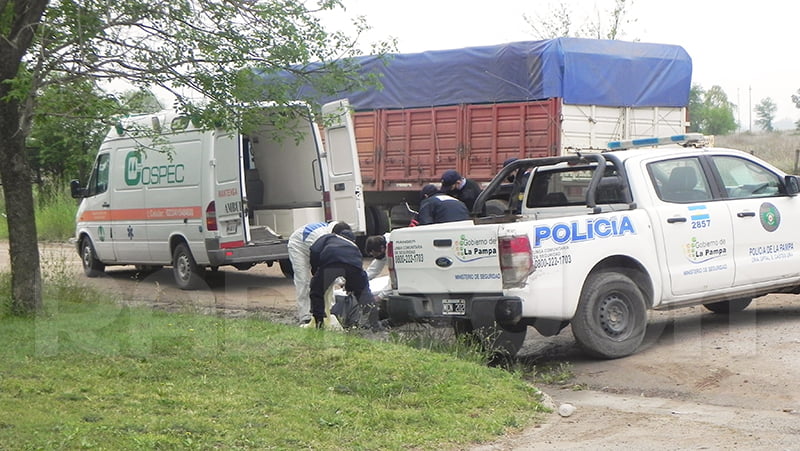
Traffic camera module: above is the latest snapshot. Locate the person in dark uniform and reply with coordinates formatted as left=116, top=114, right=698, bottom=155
left=440, top=169, right=482, bottom=211
left=417, top=184, right=470, bottom=225
left=309, top=228, right=379, bottom=329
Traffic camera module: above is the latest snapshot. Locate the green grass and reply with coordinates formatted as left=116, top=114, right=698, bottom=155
left=0, top=276, right=547, bottom=450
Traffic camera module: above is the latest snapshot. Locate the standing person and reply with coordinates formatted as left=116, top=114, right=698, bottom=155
left=308, top=228, right=379, bottom=330
left=440, top=169, right=482, bottom=211
left=287, top=220, right=351, bottom=325
left=417, top=184, right=470, bottom=225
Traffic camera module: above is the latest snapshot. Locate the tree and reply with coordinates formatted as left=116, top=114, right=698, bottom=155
left=523, top=0, right=636, bottom=40
left=754, top=97, right=777, bottom=132
left=1, top=0, right=392, bottom=315
left=28, top=81, right=122, bottom=187
left=688, top=84, right=737, bottom=135
left=791, top=89, right=800, bottom=130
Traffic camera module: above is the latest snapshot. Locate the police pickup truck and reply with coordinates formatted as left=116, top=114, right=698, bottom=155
left=386, top=134, right=800, bottom=358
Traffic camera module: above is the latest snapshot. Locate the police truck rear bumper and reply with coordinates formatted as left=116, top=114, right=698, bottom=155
left=386, top=294, right=522, bottom=327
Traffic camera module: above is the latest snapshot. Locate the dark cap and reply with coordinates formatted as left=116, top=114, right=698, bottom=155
left=503, top=157, right=519, bottom=167
left=441, top=169, right=461, bottom=187
left=421, top=184, right=438, bottom=199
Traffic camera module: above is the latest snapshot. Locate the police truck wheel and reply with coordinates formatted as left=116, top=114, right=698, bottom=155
left=81, top=239, right=105, bottom=277
left=172, top=243, right=204, bottom=290
left=703, top=298, right=752, bottom=314
left=572, top=271, right=647, bottom=359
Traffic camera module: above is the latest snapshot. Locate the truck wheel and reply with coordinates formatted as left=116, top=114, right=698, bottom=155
left=279, top=259, right=294, bottom=278
left=172, top=243, right=204, bottom=290
left=703, top=298, right=752, bottom=314
left=453, top=318, right=526, bottom=357
left=484, top=199, right=508, bottom=216
left=368, top=206, right=390, bottom=235
left=572, top=271, right=647, bottom=359
left=80, top=238, right=105, bottom=277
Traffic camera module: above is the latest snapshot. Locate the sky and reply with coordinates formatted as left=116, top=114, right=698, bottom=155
left=322, top=0, right=800, bottom=130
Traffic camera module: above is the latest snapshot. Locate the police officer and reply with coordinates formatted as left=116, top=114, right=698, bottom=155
left=417, top=184, right=470, bottom=225
left=440, top=169, right=482, bottom=211
left=309, top=228, right=379, bottom=330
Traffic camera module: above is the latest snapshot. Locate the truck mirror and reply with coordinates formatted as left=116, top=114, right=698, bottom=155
left=70, top=179, right=85, bottom=199
left=785, top=175, right=800, bottom=196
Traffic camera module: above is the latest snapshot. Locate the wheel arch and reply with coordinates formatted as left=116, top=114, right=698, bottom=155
left=585, top=255, right=654, bottom=309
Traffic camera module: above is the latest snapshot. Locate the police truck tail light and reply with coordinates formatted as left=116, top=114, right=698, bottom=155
left=322, top=191, right=332, bottom=221
left=206, top=201, right=218, bottom=231
left=387, top=241, right=397, bottom=290
left=499, top=235, right=534, bottom=288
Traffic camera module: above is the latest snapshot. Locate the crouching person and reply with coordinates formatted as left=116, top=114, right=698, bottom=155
left=308, top=228, right=381, bottom=330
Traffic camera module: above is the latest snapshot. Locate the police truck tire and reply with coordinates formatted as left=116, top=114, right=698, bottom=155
left=81, top=238, right=105, bottom=277
left=703, top=297, right=752, bottom=314
left=572, top=271, right=647, bottom=359
left=172, top=243, right=204, bottom=290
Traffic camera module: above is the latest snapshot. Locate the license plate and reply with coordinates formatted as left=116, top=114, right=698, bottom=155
left=442, top=299, right=466, bottom=315
left=226, top=221, right=238, bottom=234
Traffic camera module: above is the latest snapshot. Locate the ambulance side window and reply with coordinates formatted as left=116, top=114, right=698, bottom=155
left=87, top=153, right=110, bottom=196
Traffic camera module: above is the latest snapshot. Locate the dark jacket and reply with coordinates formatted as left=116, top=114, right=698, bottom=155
left=310, top=233, right=363, bottom=274
left=445, top=178, right=482, bottom=210
left=417, top=194, right=471, bottom=225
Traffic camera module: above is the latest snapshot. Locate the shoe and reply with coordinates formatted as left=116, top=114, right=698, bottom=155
left=299, top=318, right=312, bottom=328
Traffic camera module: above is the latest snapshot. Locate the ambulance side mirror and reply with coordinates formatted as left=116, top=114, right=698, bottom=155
left=70, top=180, right=86, bottom=199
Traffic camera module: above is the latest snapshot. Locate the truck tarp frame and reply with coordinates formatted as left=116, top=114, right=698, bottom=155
left=289, top=37, right=692, bottom=111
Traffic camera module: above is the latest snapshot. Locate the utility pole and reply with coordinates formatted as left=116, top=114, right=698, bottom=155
left=749, top=85, right=752, bottom=133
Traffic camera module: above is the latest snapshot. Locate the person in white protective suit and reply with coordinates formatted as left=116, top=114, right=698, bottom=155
left=287, top=220, right=351, bottom=325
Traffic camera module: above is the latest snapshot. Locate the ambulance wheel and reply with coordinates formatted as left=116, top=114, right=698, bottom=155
left=703, top=298, right=752, bottom=314
left=80, top=238, right=105, bottom=277
left=172, top=243, right=204, bottom=290
left=572, top=271, right=647, bottom=359
left=278, top=259, right=294, bottom=278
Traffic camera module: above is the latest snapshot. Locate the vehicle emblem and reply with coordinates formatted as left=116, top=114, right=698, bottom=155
left=759, top=202, right=780, bottom=232
left=435, top=257, right=453, bottom=268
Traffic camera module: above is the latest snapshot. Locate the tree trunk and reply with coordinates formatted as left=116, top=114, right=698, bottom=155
left=0, top=100, right=43, bottom=315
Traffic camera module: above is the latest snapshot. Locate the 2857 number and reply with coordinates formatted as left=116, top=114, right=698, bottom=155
left=691, top=219, right=711, bottom=229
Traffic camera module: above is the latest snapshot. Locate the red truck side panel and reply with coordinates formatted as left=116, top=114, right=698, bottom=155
left=352, top=99, right=561, bottom=192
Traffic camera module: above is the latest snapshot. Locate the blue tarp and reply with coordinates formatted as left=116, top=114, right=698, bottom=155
left=292, top=37, right=692, bottom=111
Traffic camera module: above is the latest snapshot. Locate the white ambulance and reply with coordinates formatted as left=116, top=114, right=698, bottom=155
left=70, top=100, right=365, bottom=289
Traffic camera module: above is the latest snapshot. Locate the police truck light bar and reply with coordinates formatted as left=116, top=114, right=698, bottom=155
left=606, top=133, right=704, bottom=150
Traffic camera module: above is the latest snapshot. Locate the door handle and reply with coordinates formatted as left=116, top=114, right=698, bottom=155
left=102, top=202, right=110, bottom=208
left=666, top=217, right=687, bottom=223
left=737, top=211, right=756, bottom=218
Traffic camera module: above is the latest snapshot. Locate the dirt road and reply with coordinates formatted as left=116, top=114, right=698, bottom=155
left=12, top=241, right=800, bottom=449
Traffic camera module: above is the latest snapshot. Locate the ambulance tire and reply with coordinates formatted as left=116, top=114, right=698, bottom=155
left=172, top=243, right=205, bottom=290
left=278, top=259, right=294, bottom=278
left=703, top=297, right=752, bottom=314
left=80, top=238, right=105, bottom=277
left=572, top=270, right=647, bottom=359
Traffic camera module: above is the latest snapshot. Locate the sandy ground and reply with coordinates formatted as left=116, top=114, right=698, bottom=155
left=10, top=241, right=800, bottom=449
